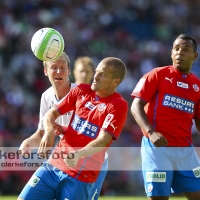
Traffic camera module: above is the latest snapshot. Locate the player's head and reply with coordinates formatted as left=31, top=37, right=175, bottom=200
left=73, top=57, right=95, bottom=84
left=43, top=52, right=71, bottom=87
left=175, top=34, right=197, bottom=52
left=171, top=34, right=198, bottom=73
left=91, top=57, right=126, bottom=97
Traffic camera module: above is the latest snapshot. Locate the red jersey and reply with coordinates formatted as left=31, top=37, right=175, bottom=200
left=131, top=65, right=200, bottom=147
left=49, top=84, right=128, bottom=182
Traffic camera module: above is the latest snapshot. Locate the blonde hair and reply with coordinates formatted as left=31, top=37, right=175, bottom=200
left=43, top=52, right=70, bottom=68
left=102, top=57, right=127, bottom=84
left=74, top=56, right=95, bottom=72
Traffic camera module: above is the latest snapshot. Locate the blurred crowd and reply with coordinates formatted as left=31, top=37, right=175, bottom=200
left=1, top=0, right=200, bottom=196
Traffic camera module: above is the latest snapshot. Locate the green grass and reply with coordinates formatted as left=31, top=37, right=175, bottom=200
left=99, top=197, right=185, bottom=200
left=0, top=196, right=186, bottom=200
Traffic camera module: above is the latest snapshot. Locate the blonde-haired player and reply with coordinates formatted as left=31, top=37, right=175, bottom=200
left=73, top=56, right=95, bottom=85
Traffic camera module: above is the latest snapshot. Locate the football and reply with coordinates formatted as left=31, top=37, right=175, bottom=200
left=31, top=27, right=65, bottom=61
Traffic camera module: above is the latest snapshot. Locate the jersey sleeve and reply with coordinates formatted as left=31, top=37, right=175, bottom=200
left=54, top=85, right=82, bottom=114
left=131, top=69, right=159, bottom=102
left=38, top=93, right=48, bottom=130
left=101, top=100, right=128, bottom=140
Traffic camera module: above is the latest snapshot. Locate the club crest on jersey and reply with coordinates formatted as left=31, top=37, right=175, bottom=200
left=162, top=94, right=194, bottom=114
left=193, top=84, right=199, bottom=92
left=71, top=115, right=99, bottom=138
left=84, top=102, right=96, bottom=110
left=98, top=103, right=106, bottom=111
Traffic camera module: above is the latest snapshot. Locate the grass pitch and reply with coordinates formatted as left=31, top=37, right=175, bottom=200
left=99, top=197, right=185, bottom=200
left=0, top=196, right=186, bottom=200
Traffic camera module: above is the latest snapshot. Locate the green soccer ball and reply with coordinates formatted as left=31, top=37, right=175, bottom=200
left=31, top=27, right=65, bottom=61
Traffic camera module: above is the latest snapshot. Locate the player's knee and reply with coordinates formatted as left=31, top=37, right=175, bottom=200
left=17, top=198, right=24, bottom=200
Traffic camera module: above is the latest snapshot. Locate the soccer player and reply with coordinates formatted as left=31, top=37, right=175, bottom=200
left=72, top=56, right=108, bottom=200
left=73, top=56, right=95, bottom=85
left=131, top=34, right=200, bottom=200
left=18, top=52, right=75, bottom=157
left=18, top=56, right=128, bottom=200
left=18, top=53, right=107, bottom=200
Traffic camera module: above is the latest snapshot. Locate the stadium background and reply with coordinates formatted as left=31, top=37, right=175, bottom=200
left=0, top=0, right=200, bottom=197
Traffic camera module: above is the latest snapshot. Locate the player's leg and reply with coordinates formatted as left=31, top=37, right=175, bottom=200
left=184, top=191, right=200, bottom=200
left=147, top=197, right=169, bottom=200
left=141, top=136, right=173, bottom=199
left=89, top=155, right=108, bottom=200
left=172, top=146, right=200, bottom=200
left=18, top=163, right=57, bottom=200
left=18, top=176, right=55, bottom=200
left=56, top=173, right=94, bottom=200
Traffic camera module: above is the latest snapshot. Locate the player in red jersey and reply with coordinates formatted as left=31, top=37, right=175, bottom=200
left=131, top=34, right=200, bottom=200
left=18, top=53, right=108, bottom=200
left=18, top=57, right=128, bottom=200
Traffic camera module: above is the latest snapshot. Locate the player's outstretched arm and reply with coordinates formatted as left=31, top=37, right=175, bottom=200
left=65, top=130, right=112, bottom=168
left=38, top=107, right=60, bottom=156
left=18, top=129, right=44, bottom=156
left=131, top=97, right=168, bottom=147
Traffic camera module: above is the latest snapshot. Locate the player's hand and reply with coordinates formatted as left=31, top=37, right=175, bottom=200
left=149, top=132, right=168, bottom=147
left=64, top=151, right=80, bottom=168
left=54, top=123, right=64, bottom=136
left=38, top=133, right=54, bottom=158
left=18, top=139, right=31, bottom=158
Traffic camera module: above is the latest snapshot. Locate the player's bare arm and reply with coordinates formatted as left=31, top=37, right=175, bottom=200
left=131, top=97, right=168, bottom=147
left=65, top=130, right=112, bottom=168
left=194, top=118, right=200, bottom=136
left=38, top=107, right=61, bottom=156
left=54, top=122, right=67, bottom=136
left=18, top=129, right=45, bottom=156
